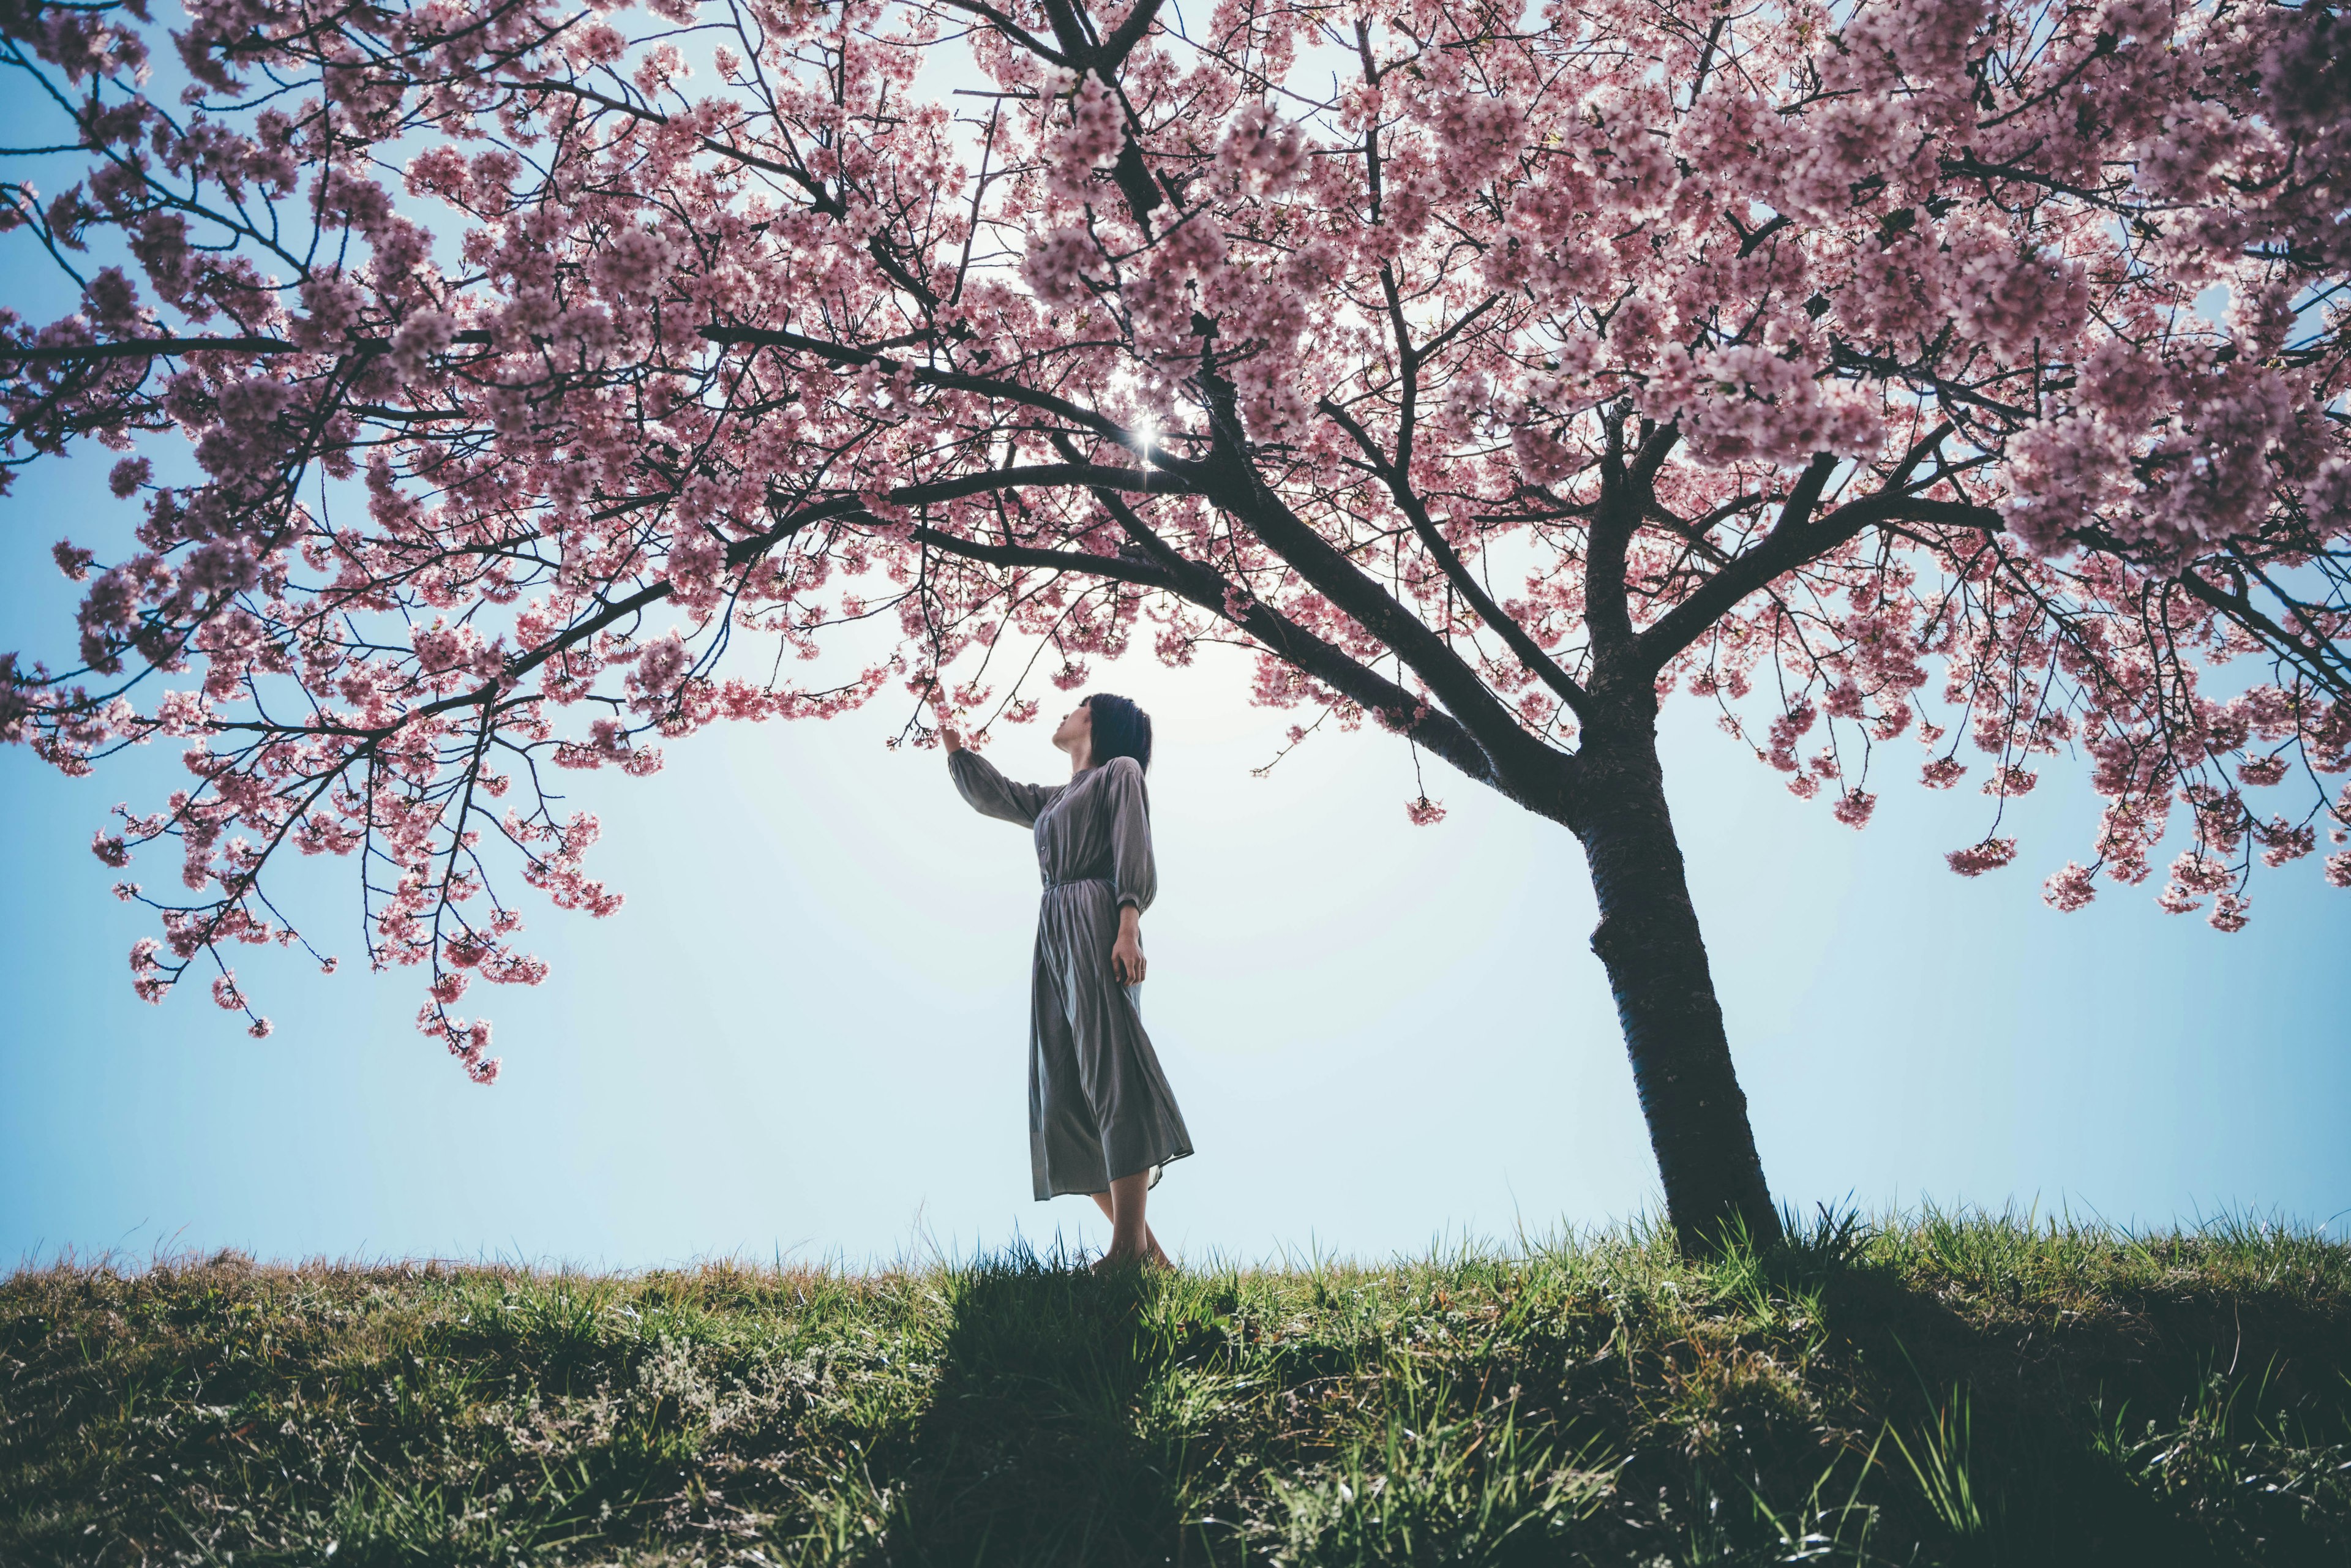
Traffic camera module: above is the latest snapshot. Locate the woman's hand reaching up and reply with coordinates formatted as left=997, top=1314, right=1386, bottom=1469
left=930, top=697, right=964, bottom=754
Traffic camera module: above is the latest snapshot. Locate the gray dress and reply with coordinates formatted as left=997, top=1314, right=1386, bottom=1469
left=948, top=749, right=1195, bottom=1199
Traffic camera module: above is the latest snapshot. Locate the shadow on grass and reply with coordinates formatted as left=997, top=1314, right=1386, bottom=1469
left=880, top=1246, right=1187, bottom=1568
left=859, top=1221, right=2346, bottom=1567
left=1803, top=1277, right=2200, bottom=1567
left=1739, top=1214, right=2342, bottom=1566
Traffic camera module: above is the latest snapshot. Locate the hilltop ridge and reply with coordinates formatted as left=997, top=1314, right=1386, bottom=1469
left=4, top=1211, right=2347, bottom=1566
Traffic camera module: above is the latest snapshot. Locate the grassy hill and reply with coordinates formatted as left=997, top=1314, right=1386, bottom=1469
left=4, top=1211, right=2347, bottom=1566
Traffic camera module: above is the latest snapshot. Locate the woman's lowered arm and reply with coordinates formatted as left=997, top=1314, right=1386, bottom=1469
left=1104, top=756, right=1157, bottom=913
left=1106, top=756, right=1154, bottom=984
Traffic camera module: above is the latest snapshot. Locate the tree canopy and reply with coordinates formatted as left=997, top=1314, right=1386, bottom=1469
left=2, top=0, right=2345, bottom=1094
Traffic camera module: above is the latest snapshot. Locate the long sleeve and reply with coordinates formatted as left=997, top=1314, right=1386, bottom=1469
left=1103, top=755, right=1156, bottom=913
left=948, top=748, right=1065, bottom=827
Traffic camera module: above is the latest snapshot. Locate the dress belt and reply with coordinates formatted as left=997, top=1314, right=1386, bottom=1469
left=1040, top=874, right=1108, bottom=892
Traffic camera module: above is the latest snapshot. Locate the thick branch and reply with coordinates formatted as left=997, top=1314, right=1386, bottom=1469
left=1633, top=487, right=2004, bottom=675
left=1191, top=437, right=1549, bottom=786
left=936, top=0, right=1074, bottom=64
left=907, top=525, right=1177, bottom=592
left=2176, top=564, right=2351, bottom=700
left=1, top=329, right=503, bottom=369
left=916, top=503, right=1503, bottom=785
left=318, top=470, right=1179, bottom=741
left=1584, top=419, right=1682, bottom=662
left=1095, top=0, right=1166, bottom=68
left=1319, top=397, right=1594, bottom=726
left=1, top=334, right=304, bottom=364
left=702, top=325, right=1139, bottom=450
left=891, top=461, right=1191, bottom=505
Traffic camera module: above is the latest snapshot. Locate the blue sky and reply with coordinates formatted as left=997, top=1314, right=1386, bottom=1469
left=2, top=28, right=2345, bottom=1272
left=6, top=433, right=2347, bottom=1269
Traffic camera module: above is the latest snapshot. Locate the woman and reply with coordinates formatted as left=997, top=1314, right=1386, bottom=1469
left=939, top=692, right=1193, bottom=1270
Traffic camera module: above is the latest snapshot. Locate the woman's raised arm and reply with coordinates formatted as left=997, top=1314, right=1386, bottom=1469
left=947, top=747, right=1063, bottom=828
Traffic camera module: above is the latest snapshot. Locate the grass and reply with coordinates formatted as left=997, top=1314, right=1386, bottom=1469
left=4, top=1207, right=2349, bottom=1566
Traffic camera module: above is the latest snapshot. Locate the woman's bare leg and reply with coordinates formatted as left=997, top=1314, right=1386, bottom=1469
left=1090, top=1180, right=1170, bottom=1269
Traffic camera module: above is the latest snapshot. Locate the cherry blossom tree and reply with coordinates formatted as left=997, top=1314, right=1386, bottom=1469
left=4, top=0, right=2345, bottom=1246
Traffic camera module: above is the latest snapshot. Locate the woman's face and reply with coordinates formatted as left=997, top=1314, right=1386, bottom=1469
left=1051, top=699, right=1092, bottom=752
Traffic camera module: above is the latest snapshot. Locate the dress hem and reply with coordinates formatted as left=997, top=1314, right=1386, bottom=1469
left=1035, top=1144, right=1193, bottom=1201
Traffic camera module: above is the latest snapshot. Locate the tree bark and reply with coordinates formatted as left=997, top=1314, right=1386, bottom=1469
left=1569, top=719, right=1782, bottom=1252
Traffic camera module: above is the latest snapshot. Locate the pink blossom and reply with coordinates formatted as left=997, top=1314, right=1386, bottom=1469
left=2237, top=754, right=2289, bottom=788
left=1217, top=102, right=1308, bottom=194
left=1831, top=790, right=1877, bottom=828
left=2167, top=851, right=2237, bottom=898
left=1766, top=702, right=1816, bottom=773
left=1022, top=227, right=1097, bottom=309
left=2042, top=861, right=2099, bottom=912
left=1405, top=795, right=1447, bottom=826
left=1946, top=838, right=2019, bottom=877
left=1048, top=77, right=1126, bottom=195
left=154, top=690, right=213, bottom=736
left=591, top=228, right=675, bottom=295
left=2256, top=817, right=2315, bottom=868
left=386, top=308, right=456, bottom=378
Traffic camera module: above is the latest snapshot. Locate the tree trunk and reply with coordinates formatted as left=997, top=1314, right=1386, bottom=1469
left=1571, top=720, right=1782, bottom=1252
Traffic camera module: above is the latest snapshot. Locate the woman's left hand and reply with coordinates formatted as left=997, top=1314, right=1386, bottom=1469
left=1111, top=917, right=1147, bottom=986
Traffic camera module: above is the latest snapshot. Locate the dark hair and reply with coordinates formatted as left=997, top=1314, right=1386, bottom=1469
left=1086, top=692, right=1153, bottom=773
